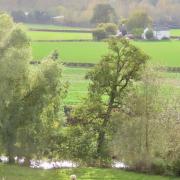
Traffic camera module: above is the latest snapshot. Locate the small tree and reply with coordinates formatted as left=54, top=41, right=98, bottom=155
left=145, top=29, right=154, bottom=40
left=132, top=28, right=144, bottom=39
left=127, top=11, right=152, bottom=32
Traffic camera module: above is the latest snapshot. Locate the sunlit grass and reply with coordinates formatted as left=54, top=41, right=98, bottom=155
left=32, top=41, right=180, bottom=67
left=27, top=31, right=92, bottom=41
left=1, top=165, right=179, bottom=180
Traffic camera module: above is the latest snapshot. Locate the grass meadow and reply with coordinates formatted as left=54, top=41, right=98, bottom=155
left=32, top=41, right=180, bottom=67
left=28, top=31, right=93, bottom=41
left=63, top=67, right=180, bottom=104
left=1, top=165, right=180, bottom=180
left=63, top=67, right=89, bottom=104
left=25, top=23, right=90, bottom=30
left=27, top=26, right=180, bottom=104
left=171, top=29, right=180, bottom=36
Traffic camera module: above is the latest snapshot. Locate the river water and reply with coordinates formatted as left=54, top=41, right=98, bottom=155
left=0, top=156, right=126, bottom=169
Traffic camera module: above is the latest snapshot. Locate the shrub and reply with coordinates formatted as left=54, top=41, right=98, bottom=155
left=100, top=23, right=118, bottom=35
left=132, top=158, right=151, bottom=173
left=150, top=158, right=167, bottom=175
left=173, top=159, right=180, bottom=176
left=93, top=28, right=107, bottom=40
left=132, top=28, right=144, bottom=39
left=93, top=23, right=118, bottom=40
left=145, top=29, right=154, bottom=40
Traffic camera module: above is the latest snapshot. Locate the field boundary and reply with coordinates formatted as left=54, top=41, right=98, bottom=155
left=33, top=39, right=94, bottom=42
left=29, top=28, right=93, bottom=33
left=30, top=61, right=180, bottom=72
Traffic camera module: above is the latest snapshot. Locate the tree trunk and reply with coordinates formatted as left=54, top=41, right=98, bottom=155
left=24, top=157, right=31, bottom=167
left=96, top=114, right=111, bottom=158
left=7, top=140, right=15, bottom=164
left=96, top=86, right=116, bottom=159
left=8, top=155, right=15, bottom=164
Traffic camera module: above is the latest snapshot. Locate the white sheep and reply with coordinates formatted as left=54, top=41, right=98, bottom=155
left=70, top=174, right=77, bottom=180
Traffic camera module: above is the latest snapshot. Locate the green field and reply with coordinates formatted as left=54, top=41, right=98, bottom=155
left=62, top=67, right=180, bottom=104
left=29, top=27, right=180, bottom=104
left=25, top=23, right=90, bottom=30
left=1, top=165, right=179, bottom=180
left=28, top=31, right=92, bottom=41
left=171, top=29, right=180, bottom=36
left=32, top=42, right=108, bottom=63
left=32, top=41, right=180, bottom=67
left=63, top=67, right=89, bottom=104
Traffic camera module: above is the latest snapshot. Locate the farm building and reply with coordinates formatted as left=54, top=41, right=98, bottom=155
left=142, top=27, right=170, bottom=40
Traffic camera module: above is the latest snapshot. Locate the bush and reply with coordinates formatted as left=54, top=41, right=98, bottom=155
left=133, top=160, right=150, bottom=173
left=93, top=23, right=118, bottom=41
left=98, top=23, right=118, bottom=35
left=150, top=158, right=167, bottom=175
left=93, top=28, right=107, bottom=40
left=145, top=29, right=154, bottom=40
left=132, top=28, right=144, bottom=39
left=173, top=159, right=180, bottom=176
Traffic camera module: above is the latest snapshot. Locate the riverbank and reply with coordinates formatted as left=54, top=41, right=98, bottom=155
left=0, top=164, right=180, bottom=180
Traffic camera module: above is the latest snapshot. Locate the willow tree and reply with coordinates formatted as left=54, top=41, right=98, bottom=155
left=0, top=13, right=67, bottom=164
left=0, top=13, right=31, bottom=163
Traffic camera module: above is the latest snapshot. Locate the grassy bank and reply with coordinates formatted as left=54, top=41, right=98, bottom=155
left=1, top=164, right=180, bottom=180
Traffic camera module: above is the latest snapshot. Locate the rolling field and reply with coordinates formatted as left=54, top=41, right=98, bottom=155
left=28, top=31, right=93, bottom=41
left=32, top=41, right=180, bottom=67
left=1, top=165, right=180, bottom=180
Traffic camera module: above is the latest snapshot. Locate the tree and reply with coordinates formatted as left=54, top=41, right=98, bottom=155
left=74, top=38, right=149, bottom=165
left=145, top=29, right=154, bottom=39
left=91, top=4, right=117, bottom=24
left=127, top=11, right=152, bottom=31
left=16, top=57, right=67, bottom=165
left=0, top=13, right=67, bottom=165
left=93, top=23, right=118, bottom=41
left=0, top=13, right=31, bottom=163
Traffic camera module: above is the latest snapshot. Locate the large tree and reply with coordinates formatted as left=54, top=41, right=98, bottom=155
left=73, top=38, right=149, bottom=165
left=0, top=13, right=31, bottom=163
left=16, top=56, right=67, bottom=165
left=127, top=10, right=152, bottom=31
left=0, top=13, right=67, bottom=164
left=91, top=4, right=117, bottom=24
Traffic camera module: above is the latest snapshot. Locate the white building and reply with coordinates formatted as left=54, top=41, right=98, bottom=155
left=142, top=27, right=170, bottom=40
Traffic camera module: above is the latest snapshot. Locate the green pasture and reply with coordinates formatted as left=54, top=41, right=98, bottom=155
left=32, top=41, right=180, bottom=67
left=159, top=72, right=180, bottom=79
left=62, top=67, right=180, bottom=104
left=63, top=67, right=89, bottom=104
left=32, top=42, right=108, bottom=63
left=133, top=40, right=180, bottom=67
left=27, top=31, right=92, bottom=41
left=1, top=165, right=179, bottom=180
left=25, top=23, right=89, bottom=30
left=171, top=29, right=180, bottom=36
